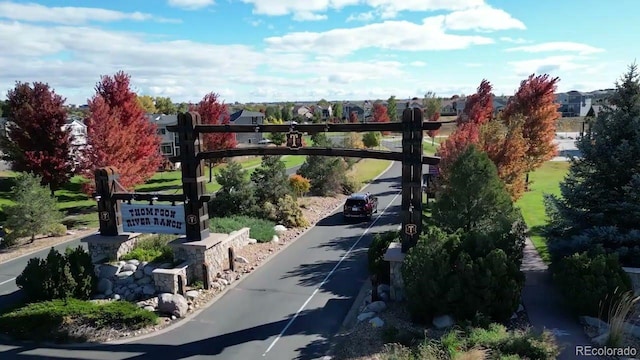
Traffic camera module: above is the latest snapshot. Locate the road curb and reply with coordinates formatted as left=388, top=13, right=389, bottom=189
left=82, top=160, right=398, bottom=346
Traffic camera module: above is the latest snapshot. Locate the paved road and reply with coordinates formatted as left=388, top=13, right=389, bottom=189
left=0, top=165, right=304, bottom=312
left=0, top=159, right=404, bottom=360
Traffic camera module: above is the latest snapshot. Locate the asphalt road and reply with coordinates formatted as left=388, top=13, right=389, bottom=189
left=0, top=143, right=402, bottom=359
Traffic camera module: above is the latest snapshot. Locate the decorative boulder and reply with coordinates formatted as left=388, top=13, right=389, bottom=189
left=158, top=293, right=189, bottom=318
left=274, top=225, right=287, bottom=235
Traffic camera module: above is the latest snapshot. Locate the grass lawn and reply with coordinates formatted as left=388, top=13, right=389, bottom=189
left=516, top=161, right=570, bottom=263
left=422, top=137, right=442, bottom=155
left=0, top=155, right=308, bottom=230
left=347, top=158, right=392, bottom=186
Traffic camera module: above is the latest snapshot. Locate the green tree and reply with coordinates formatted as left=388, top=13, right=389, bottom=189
left=281, top=104, right=292, bottom=122
left=387, top=95, right=397, bottom=122
left=332, top=103, right=343, bottom=121
left=251, top=155, right=291, bottom=205
left=209, top=161, right=255, bottom=217
left=318, top=99, right=329, bottom=107
left=137, top=95, right=157, bottom=113
left=176, top=102, right=190, bottom=113
left=155, top=96, right=177, bottom=114
left=431, top=145, right=520, bottom=234
left=265, top=106, right=279, bottom=119
left=546, top=64, right=640, bottom=238
left=2, top=173, right=63, bottom=246
left=362, top=132, right=381, bottom=148
left=266, top=116, right=286, bottom=145
left=297, top=156, right=347, bottom=196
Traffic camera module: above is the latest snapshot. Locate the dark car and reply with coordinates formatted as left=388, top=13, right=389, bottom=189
left=343, top=193, right=378, bottom=220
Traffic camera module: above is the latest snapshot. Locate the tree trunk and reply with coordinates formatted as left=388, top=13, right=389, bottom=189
left=208, top=161, right=213, bottom=183
left=432, top=137, right=435, bottom=146
left=30, top=234, right=35, bottom=243
left=525, top=172, right=530, bottom=192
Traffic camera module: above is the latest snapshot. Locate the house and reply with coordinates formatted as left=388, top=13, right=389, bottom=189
left=293, top=105, right=314, bottom=121
left=493, top=97, right=508, bottom=115
left=314, top=105, right=332, bottom=120
left=62, top=117, right=87, bottom=150
left=147, top=114, right=179, bottom=157
left=229, top=110, right=266, bottom=144
left=556, top=90, right=593, bottom=117
left=343, top=103, right=365, bottom=121
left=440, top=97, right=466, bottom=116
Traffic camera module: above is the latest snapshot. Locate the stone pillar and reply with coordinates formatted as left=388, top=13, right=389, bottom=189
left=384, top=242, right=406, bottom=301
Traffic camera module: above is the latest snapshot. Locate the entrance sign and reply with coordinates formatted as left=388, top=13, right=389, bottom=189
left=121, top=204, right=186, bottom=234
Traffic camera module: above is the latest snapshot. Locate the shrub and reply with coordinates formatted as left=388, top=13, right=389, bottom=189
left=298, top=154, right=348, bottom=196
left=362, top=131, right=382, bottom=149
left=341, top=176, right=361, bottom=195
left=0, top=298, right=157, bottom=342
left=65, top=246, right=97, bottom=299
left=274, top=195, right=309, bottom=228
left=209, top=160, right=256, bottom=217
left=289, top=174, right=311, bottom=197
left=554, top=251, right=631, bottom=317
left=368, top=231, right=399, bottom=285
left=251, top=155, right=292, bottom=205
left=402, top=227, right=524, bottom=323
left=48, top=223, right=67, bottom=237
left=120, top=235, right=174, bottom=263
left=209, top=215, right=276, bottom=243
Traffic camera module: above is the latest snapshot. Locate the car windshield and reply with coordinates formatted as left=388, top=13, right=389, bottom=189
left=346, top=199, right=366, bottom=206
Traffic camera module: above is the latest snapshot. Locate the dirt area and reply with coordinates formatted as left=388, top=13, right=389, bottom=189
left=0, top=228, right=97, bottom=264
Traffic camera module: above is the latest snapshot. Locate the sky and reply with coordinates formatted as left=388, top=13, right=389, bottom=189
left=0, top=0, right=638, bottom=105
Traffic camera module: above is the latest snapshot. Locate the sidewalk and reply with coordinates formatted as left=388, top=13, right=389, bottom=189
left=521, top=238, right=596, bottom=359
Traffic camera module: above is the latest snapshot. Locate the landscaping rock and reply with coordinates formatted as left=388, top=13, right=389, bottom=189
left=377, top=284, right=390, bottom=295
left=248, top=238, right=258, bottom=244
left=158, top=293, right=189, bottom=318
left=99, top=264, right=121, bottom=279
left=142, top=284, right=156, bottom=296
left=136, top=276, right=152, bottom=285
left=185, top=290, right=199, bottom=301
left=364, top=301, right=387, bottom=313
left=433, top=315, right=455, bottom=329
left=581, top=316, right=609, bottom=330
left=517, top=304, right=525, bottom=312
left=126, top=259, right=140, bottom=266
left=112, top=294, right=121, bottom=300
left=134, top=270, right=145, bottom=279
left=143, top=265, right=156, bottom=276
left=97, top=278, right=113, bottom=294
left=117, top=270, right=134, bottom=278
left=592, top=332, right=609, bottom=346
left=235, top=256, right=249, bottom=264
left=369, top=317, right=384, bottom=328
left=122, top=263, right=137, bottom=272
left=271, top=235, right=279, bottom=243
left=143, top=306, right=156, bottom=312
left=379, top=292, right=390, bottom=302
left=357, top=312, right=376, bottom=322
left=274, top=225, right=287, bottom=234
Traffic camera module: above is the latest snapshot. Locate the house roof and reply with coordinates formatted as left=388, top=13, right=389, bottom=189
left=147, top=114, right=178, bottom=125
left=230, top=110, right=264, bottom=122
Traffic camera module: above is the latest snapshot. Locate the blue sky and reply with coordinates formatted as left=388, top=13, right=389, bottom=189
left=0, top=0, right=637, bottom=105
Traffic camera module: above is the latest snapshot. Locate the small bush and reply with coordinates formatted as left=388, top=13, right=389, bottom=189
left=368, top=231, right=399, bottom=285
left=120, top=235, right=174, bottom=263
left=554, top=251, right=632, bottom=317
left=16, top=247, right=96, bottom=302
left=209, top=215, right=276, bottom=243
left=0, top=298, right=157, bottom=343
left=289, top=174, right=311, bottom=197
left=273, top=195, right=309, bottom=228
left=48, top=223, right=67, bottom=237
left=341, top=176, right=362, bottom=195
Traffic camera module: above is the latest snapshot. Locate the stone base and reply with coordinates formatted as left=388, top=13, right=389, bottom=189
left=623, top=267, right=640, bottom=296
left=81, top=233, right=142, bottom=263
left=169, top=228, right=250, bottom=288
left=153, top=262, right=189, bottom=295
left=383, top=242, right=406, bottom=302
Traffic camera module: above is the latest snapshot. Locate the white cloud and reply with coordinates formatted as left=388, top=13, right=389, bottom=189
left=506, top=42, right=605, bottom=55
left=292, top=12, right=327, bottom=21
left=0, top=1, right=178, bottom=24
left=508, top=55, right=591, bottom=77
left=265, top=16, right=494, bottom=56
left=167, top=0, right=215, bottom=10
left=500, top=36, right=527, bottom=44
left=346, top=11, right=375, bottom=22
left=443, top=5, right=525, bottom=31
left=410, top=61, right=427, bottom=67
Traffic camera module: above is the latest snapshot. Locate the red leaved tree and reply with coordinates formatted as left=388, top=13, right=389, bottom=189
left=373, top=103, right=390, bottom=135
left=0, top=82, right=74, bottom=194
left=502, top=74, right=560, bottom=184
left=191, top=92, right=236, bottom=182
left=81, top=71, right=162, bottom=193
left=458, top=79, right=494, bottom=126
left=426, top=111, right=441, bottom=145
left=348, top=111, right=359, bottom=123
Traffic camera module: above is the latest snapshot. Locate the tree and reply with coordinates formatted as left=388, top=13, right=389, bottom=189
left=332, top=103, right=343, bottom=122
left=209, top=160, right=256, bottom=217
left=298, top=156, right=347, bottom=196
left=176, top=102, right=190, bottom=113
left=431, top=145, right=520, bottom=234
left=343, top=132, right=364, bottom=149
left=2, top=173, right=62, bottom=246
left=0, top=82, right=74, bottom=194
left=0, top=100, right=8, bottom=117
left=362, top=132, right=381, bottom=148
left=458, top=79, right=494, bottom=126
left=137, top=95, right=157, bottom=113
left=348, top=111, right=358, bottom=123
left=192, top=92, right=237, bottom=182
left=281, top=104, right=292, bottom=122
left=423, top=92, right=442, bottom=144
left=387, top=96, right=397, bottom=122
left=373, top=103, right=390, bottom=135
left=502, top=74, right=560, bottom=183
left=546, top=64, right=640, bottom=236
left=155, top=97, right=177, bottom=114
left=266, top=116, right=286, bottom=145
left=265, top=106, right=279, bottom=119
left=82, top=71, right=162, bottom=192
left=251, top=155, right=291, bottom=205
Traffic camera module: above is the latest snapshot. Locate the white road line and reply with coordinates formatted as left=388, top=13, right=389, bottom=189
left=0, top=277, right=16, bottom=286
left=262, top=192, right=401, bottom=357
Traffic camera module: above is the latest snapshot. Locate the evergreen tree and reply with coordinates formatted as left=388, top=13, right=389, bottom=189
left=431, top=145, right=520, bottom=234
left=546, top=64, right=640, bottom=236
left=251, top=155, right=290, bottom=205
left=387, top=95, right=397, bottom=121
left=2, top=173, right=63, bottom=246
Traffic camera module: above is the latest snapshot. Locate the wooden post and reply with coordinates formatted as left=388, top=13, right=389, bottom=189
left=94, top=167, right=122, bottom=236
left=400, top=106, right=424, bottom=252
left=177, top=112, right=210, bottom=241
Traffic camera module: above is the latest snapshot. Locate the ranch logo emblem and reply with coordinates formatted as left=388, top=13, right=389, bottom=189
left=186, top=214, right=198, bottom=225
left=404, top=223, right=417, bottom=236
left=100, top=211, right=110, bottom=221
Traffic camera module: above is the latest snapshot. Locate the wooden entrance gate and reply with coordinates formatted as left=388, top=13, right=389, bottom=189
left=94, top=107, right=445, bottom=253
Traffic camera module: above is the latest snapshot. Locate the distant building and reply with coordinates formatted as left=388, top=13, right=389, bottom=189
left=147, top=114, right=179, bottom=157
left=229, top=110, right=267, bottom=144
left=556, top=90, right=592, bottom=117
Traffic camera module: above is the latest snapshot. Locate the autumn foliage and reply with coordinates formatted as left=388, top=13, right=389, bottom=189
left=349, top=111, right=359, bottom=123
left=373, top=103, right=390, bottom=135
left=82, top=71, right=162, bottom=193
left=191, top=92, right=236, bottom=164
left=289, top=174, right=311, bottom=197
left=458, top=79, right=494, bottom=126
left=0, top=82, right=74, bottom=193
left=426, top=111, right=441, bottom=139
left=502, top=74, right=560, bottom=172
